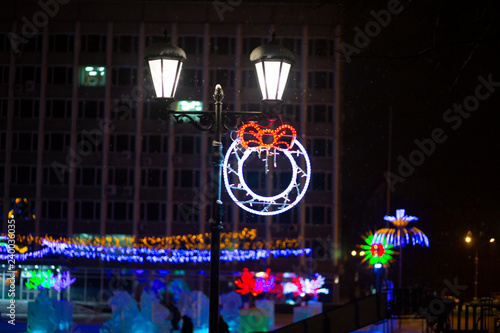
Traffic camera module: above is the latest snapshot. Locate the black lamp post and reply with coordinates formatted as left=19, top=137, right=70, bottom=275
left=465, top=231, right=495, bottom=300
left=145, top=32, right=294, bottom=332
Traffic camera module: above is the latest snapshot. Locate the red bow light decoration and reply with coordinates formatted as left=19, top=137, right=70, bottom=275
left=237, top=123, right=297, bottom=150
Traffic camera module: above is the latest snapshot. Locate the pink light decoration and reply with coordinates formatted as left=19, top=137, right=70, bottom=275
left=287, top=274, right=329, bottom=297
left=52, top=271, right=76, bottom=292
left=235, top=268, right=275, bottom=296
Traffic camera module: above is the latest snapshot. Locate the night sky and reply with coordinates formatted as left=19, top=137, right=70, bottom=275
left=338, top=0, right=500, bottom=295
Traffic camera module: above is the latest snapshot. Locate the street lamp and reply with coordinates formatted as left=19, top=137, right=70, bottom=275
left=144, top=32, right=186, bottom=101
left=250, top=33, right=295, bottom=101
left=465, top=231, right=495, bottom=300
left=145, top=31, right=294, bottom=333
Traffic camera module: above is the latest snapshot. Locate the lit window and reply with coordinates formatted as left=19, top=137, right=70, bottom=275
left=79, top=66, right=106, bottom=86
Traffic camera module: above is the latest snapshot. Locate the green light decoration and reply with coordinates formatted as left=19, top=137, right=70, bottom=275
left=25, top=270, right=55, bottom=290
left=25, top=269, right=76, bottom=291
left=359, top=233, right=396, bottom=267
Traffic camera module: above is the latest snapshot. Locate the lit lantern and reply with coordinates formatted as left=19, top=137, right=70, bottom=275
left=250, top=34, right=295, bottom=101
left=144, top=33, right=186, bottom=100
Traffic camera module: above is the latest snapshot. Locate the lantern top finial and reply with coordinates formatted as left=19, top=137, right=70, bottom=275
left=249, top=34, right=295, bottom=64
left=144, top=31, right=186, bottom=61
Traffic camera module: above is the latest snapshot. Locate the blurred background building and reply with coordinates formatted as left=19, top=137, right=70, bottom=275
left=0, top=0, right=342, bottom=303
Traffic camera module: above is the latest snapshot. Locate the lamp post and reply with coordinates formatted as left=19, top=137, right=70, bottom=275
left=465, top=231, right=495, bottom=300
left=145, top=31, right=294, bottom=333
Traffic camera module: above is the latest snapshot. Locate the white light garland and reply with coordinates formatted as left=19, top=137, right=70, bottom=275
left=223, top=138, right=311, bottom=216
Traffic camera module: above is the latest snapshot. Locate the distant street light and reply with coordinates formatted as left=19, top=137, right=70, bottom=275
left=465, top=231, right=495, bottom=300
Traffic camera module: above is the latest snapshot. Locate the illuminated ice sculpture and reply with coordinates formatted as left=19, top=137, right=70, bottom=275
left=223, top=123, right=311, bottom=216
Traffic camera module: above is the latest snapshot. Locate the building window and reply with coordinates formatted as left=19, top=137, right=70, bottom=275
left=81, top=35, right=107, bottom=53
left=43, top=166, right=69, bottom=185
left=79, top=66, right=106, bottom=86
left=76, top=167, right=102, bottom=186
left=78, top=100, right=105, bottom=119
left=12, top=132, right=38, bottom=151
left=44, top=132, right=71, bottom=152
left=311, top=172, right=332, bottom=191
left=306, top=205, right=332, bottom=225
left=273, top=171, right=293, bottom=190
left=15, top=65, right=41, bottom=85
left=48, top=66, right=73, bottom=85
left=49, top=34, right=75, bottom=52
left=140, top=202, right=166, bottom=221
left=308, top=38, right=334, bottom=57
left=173, top=169, right=200, bottom=188
left=241, top=70, right=258, bottom=88
left=20, top=34, right=43, bottom=52
left=174, top=136, right=200, bottom=154
left=209, top=69, right=235, bottom=88
left=242, top=171, right=265, bottom=191
left=113, top=35, right=139, bottom=54
left=112, top=67, right=137, bottom=87
left=0, top=65, right=9, bottom=84
left=107, top=201, right=133, bottom=221
left=307, top=105, right=333, bottom=123
left=109, top=134, right=135, bottom=153
left=287, top=71, right=302, bottom=89
left=111, top=99, right=136, bottom=120
left=306, top=138, right=333, bottom=157
left=210, top=37, right=235, bottom=55
left=11, top=166, right=37, bottom=185
left=272, top=209, right=299, bottom=225
left=0, top=98, right=7, bottom=118
left=141, top=168, right=166, bottom=187
left=42, top=200, right=68, bottom=220
left=239, top=210, right=266, bottom=224
left=242, top=37, right=265, bottom=55
left=281, top=38, right=302, bottom=56
left=179, top=69, right=202, bottom=87
left=0, top=132, right=6, bottom=151
left=108, top=168, right=134, bottom=186
left=173, top=201, right=199, bottom=224
left=46, top=99, right=72, bottom=118
left=307, top=71, right=334, bottom=89
left=14, top=99, right=40, bottom=118
left=74, top=200, right=101, bottom=220
left=0, top=33, right=9, bottom=52
left=76, top=132, right=103, bottom=153
left=178, top=36, right=204, bottom=55
left=282, top=104, right=301, bottom=123
left=145, top=35, right=165, bottom=46
left=143, top=102, right=153, bottom=120
left=142, top=134, right=168, bottom=153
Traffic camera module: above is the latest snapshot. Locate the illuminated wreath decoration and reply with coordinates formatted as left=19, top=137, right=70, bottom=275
left=223, top=123, right=311, bottom=216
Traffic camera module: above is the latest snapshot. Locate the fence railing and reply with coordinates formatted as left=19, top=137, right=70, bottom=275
left=391, top=289, right=499, bottom=333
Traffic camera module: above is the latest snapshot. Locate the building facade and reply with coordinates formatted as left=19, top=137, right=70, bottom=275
left=1, top=0, right=342, bottom=302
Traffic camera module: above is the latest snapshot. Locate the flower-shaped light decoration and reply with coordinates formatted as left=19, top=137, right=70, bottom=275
left=359, top=233, right=397, bottom=267
left=285, top=274, right=329, bottom=298
left=373, top=209, right=429, bottom=248
left=235, top=268, right=275, bottom=297
left=52, top=271, right=76, bottom=292
left=25, top=269, right=76, bottom=291
left=25, top=269, right=55, bottom=290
